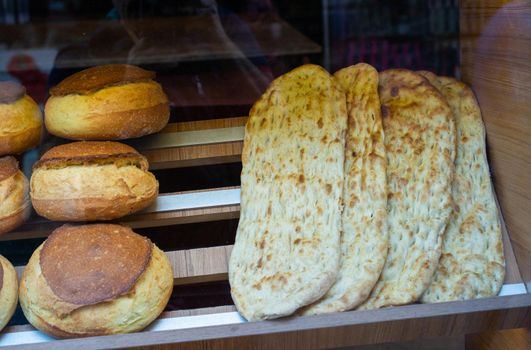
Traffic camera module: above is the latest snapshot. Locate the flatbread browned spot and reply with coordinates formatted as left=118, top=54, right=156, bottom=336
left=0, top=81, right=25, bottom=104
left=50, top=64, right=155, bottom=96
left=40, top=224, right=152, bottom=305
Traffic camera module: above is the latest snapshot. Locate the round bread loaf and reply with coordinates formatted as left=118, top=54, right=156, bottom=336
left=0, top=156, right=30, bottom=235
left=30, top=141, right=158, bottom=221
left=0, top=81, right=42, bottom=156
left=44, top=64, right=169, bottom=140
left=19, top=224, right=174, bottom=338
left=0, top=255, right=18, bottom=332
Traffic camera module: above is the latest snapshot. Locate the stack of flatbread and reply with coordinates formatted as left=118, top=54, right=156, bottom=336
left=229, top=63, right=505, bottom=321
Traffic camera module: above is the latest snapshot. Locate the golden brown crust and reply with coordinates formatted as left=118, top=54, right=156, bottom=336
left=40, top=141, right=139, bottom=160
left=0, top=81, right=25, bottom=104
left=0, top=203, right=30, bottom=236
left=0, top=93, right=42, bottom=156
left=46, top=101, right=169, bottom=141
left=0, top=162, right=30, bottom=236
left=0, top=255, right=18, bottom=332
left=0, top=123, right=41, bottom=156
left=34, top=141, right=147, bottom=171
left=44, top=82, right=169, bottom=141
left=0, top=156, right=18, bottom=182
left=20, top=241, right=173, bottom=338
left=31, top=193, right=157, bottom=222
left=40, top=224, right=152, bottom=305
left=50, top=64, right=155, bottom=96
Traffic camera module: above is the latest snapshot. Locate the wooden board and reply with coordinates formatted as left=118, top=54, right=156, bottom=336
left=2, top=294, right=529, bottom=350
left=141, top=117, right=246, bottom=170
left=460, top=0, right=531, bottom=283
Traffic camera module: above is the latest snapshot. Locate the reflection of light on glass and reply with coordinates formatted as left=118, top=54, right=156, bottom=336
left=194, top=75, right=205, bottom=96
left=270, top=22, right=282, bottom=39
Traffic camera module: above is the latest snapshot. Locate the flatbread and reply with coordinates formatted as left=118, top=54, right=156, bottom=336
left=301, top=63, right=387, bottom=315
left=418, top=71, right=505, bottom=303
left=229, top=64, right=347, bottom=321
left=359, top=69, right=455, bottom=309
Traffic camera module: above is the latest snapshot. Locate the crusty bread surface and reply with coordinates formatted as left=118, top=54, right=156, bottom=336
left=19, top=224, right=174, bottom=338
left=359, top=69, right=455, bottom=309
left=418, top=71, right=505, bottom=303
left=0, top=255, right=18, bottom=332
left=0, top=156, right=30, bottom=235
left=45, top=64, right=169, bottom=140
left=229, top=64, right=347, bottom=321
left=30, top=141, right=158, bottom=221
left=302, top=63, right=388, bottom=315
left=0, top=82, right=42, bottom=155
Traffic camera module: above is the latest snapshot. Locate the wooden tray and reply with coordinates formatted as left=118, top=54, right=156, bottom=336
left=0, top=116, right=529, bottom=350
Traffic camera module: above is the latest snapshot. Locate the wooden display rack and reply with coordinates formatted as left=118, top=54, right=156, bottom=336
left=0, top=1, right=530, bottom=349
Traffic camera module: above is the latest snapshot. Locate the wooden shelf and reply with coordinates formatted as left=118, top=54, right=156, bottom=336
left=1, top=114, right=529, bottom=349
left=2, top=1, right=531, bottom=345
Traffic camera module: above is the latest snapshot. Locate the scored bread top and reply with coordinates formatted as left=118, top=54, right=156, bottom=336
left=50, top=64, right=156, bottom=96
left=40, top=224, right=153, bottom=305
left=0, top=156, right=19, bottom=182
left=33, top=141, right=148, bottom=170
left=0, top=81, right=26, bottom=104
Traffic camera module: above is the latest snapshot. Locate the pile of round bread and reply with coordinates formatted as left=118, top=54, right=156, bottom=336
left=0, top=64, right=174, bottom=337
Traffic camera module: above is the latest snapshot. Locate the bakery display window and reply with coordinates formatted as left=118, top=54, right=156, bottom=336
left=0, top=1, right=529, bottom=349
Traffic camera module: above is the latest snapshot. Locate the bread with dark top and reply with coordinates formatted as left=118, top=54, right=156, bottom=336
left=44, top=64, right=169, bottom=140
left=0, top=156, right=30, bottom=235
left=30, top=141, right=158, bottom=221
left=19, top=224, right=174, bottom=338
left=0, top=81, right=42, bottom=156
left=0, top=255, right=18, bottom=332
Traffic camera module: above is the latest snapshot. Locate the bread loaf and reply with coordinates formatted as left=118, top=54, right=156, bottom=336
left=0, top=156, right=30, bottom=235
left=0, top=81, right=42, bottom=156
left=45, top=64, right=169, bottom=140
left=302, top=63, right=388, bottom=314
left=229, top=64, right=347, bottom=321
left=30, top=141, right=158, bottom=221
left=0, top=255, right=18, bottom=331
left=359, top=69, right=455, bottom=309
left=19, top=224, right=174, bottom=338
left=418, top=71, right=505, bottom=303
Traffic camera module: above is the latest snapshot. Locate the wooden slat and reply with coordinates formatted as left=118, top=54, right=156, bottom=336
left=4, top=294, right=530, bottom=350
left=141, top=117, right=246, bottom=170
left=4, top=193, right=521, bottom=287
left=0, top=187, right=241, bottom=241
left=167, top=245, right=232, bottom=284
left=460, top=0, right=531, bottom=283
left=13, top=236, right=523, bottom=293
left=3, top=306, right=238, bottom=335
left=14, top=245, right=233, bottom=287
left=168, top=245, right=232, bottom=286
